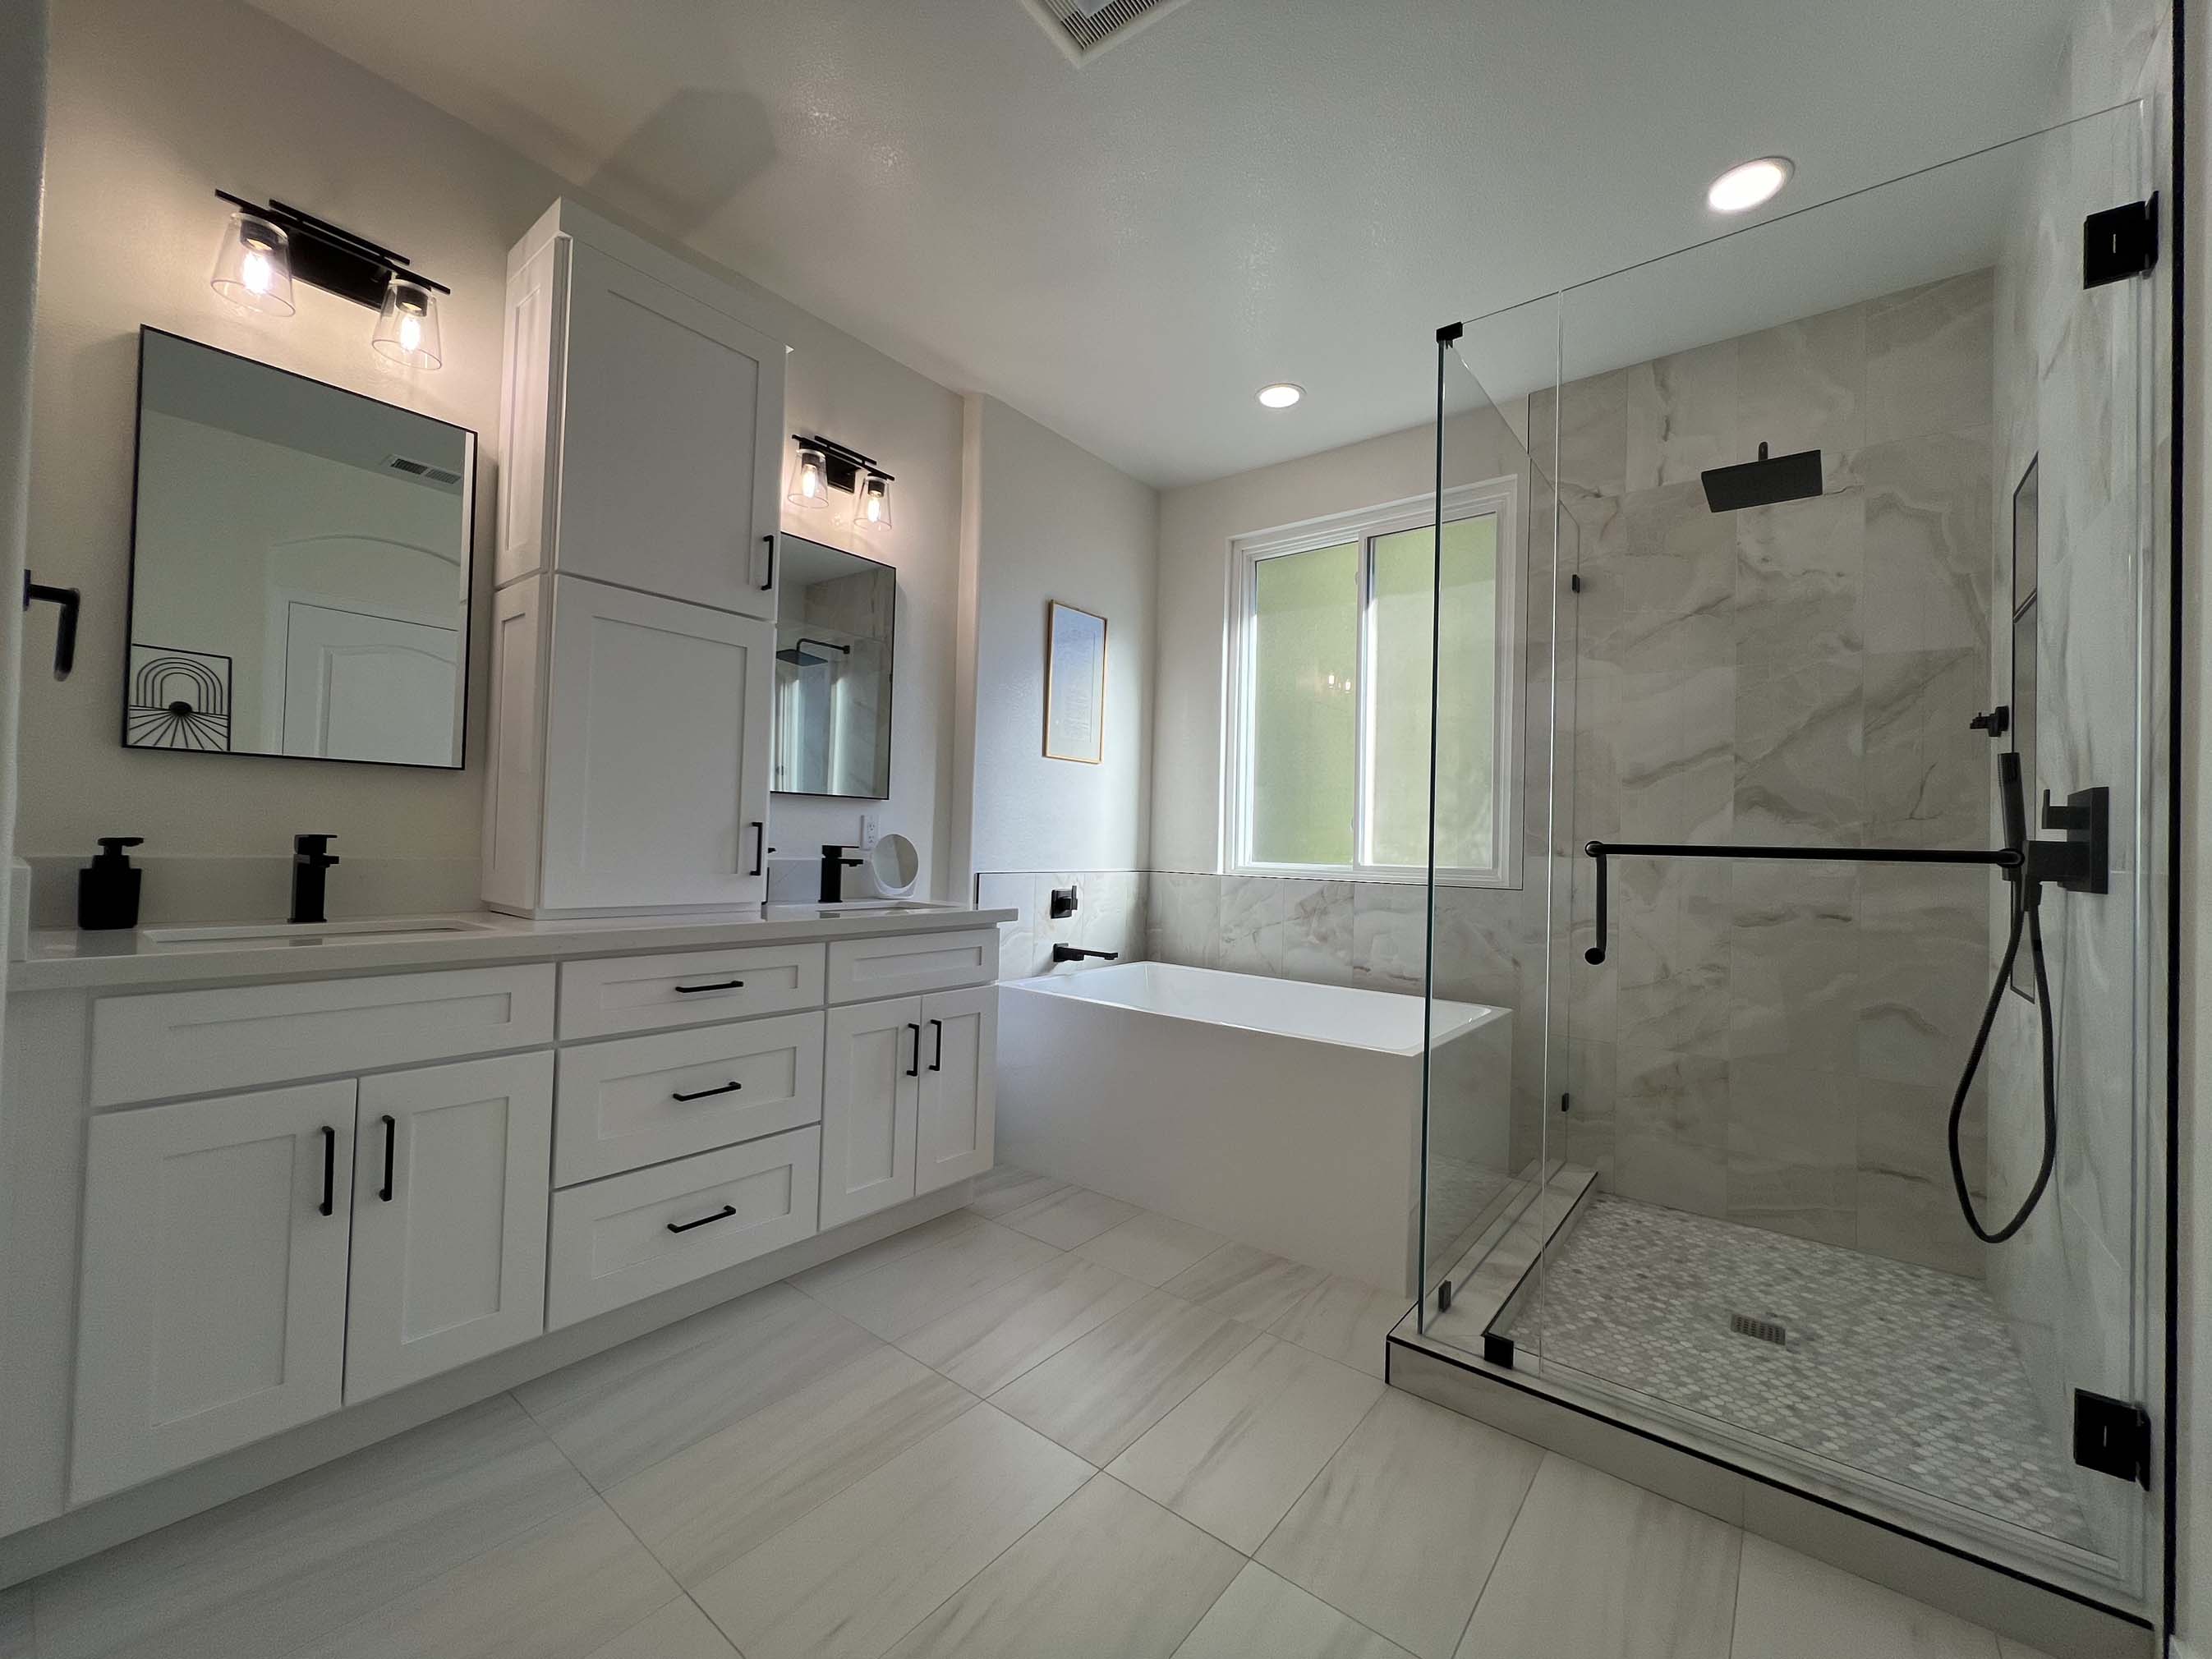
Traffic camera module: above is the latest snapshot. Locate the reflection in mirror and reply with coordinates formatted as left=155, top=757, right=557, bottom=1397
left=125, top=329, right=475, bottom=768
left=772, top=535, right=894, bottom=799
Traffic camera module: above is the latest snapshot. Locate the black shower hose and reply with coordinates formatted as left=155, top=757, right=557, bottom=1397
left=1947, top=873, right=2058, bottom=1244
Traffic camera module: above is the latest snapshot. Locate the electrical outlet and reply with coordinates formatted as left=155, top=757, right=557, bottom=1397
left=859, top=813, right=879, bottom=850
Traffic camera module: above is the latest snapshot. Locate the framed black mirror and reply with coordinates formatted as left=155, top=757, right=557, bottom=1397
left=123, top=328, right=476, bottom=768
left=771, top=534, right=894, bottom=800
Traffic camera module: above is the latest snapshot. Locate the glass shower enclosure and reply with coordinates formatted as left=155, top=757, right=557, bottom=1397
left=1413, top=105, right=2164, bottom=1615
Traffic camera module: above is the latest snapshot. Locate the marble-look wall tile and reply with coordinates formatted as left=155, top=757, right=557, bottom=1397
left=1216, top=875, right=1287, bottom=976
left=1625, top=339, right=1739, bottom=492
left=1281, top=879, right=1356, bottom=982
left=1862, top=649, right=1990, bottom=850
left=1854, top=863, right=1990, bottom=1087
left=977, top=871, right=1148, bottom=979
left=1736, top=301, right=1866, bottom=461
left=1614, top=665, right=1735, bottom=844
left=1350, top=882, right=1428, bottom=989
left=1148, top=871, right=1220, bottom=968
left=1733, top=655, right=1865, bottom=847
left=1863, top=271, right=1995, bottom=446
left=1733, top=489, right=1865, bottom=667
left=1859, top=430, right=1994, bottom=655
left=1726, top=860, right=1859, bottom=1073
left=1725, top=1152, right=1857, bottom=1248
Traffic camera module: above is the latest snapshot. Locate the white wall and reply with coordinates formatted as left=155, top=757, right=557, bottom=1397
left=960, top=394, right=1156, bottom=880
left=21, top=0, right=963, bottom=899
left=1149, top=413, right=1520, bottom=872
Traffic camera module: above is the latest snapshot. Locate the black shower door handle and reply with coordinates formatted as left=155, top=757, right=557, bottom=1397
left=668, top=1204, right=737, bottom=1234
left=906, top=1023, right=922, bottom=1078
left=379, top=1114, right=397, bottom=1202
left=318, top=1125, right=337, bottom=1217
left=928, top=1018, right=944, bottom=1073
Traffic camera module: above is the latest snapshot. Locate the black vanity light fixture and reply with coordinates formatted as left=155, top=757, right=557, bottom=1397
left=789, top=433, right=894, bottom=533
left=209, top=192, right=449, bottom=370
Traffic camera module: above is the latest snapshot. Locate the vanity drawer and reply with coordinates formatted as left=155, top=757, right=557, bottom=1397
left=559, top=944, right=826, bottom=1038
left=826, top=931, right=998, bottom=1004
left=90, top=966, right=557, bottom=1107
left=545, top=1127, right=821, bottom=1327
left=554, top=1011, right=824, bottom=1184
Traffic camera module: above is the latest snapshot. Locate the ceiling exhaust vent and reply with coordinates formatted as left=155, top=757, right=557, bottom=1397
left=383, top=453, right=465, bottom=488
left=1020, top=0, right=1194, bottom=62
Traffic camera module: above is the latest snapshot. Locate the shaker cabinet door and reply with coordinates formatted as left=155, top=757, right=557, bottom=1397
left=821, top=996, right=922, bottom=1228
left=540, top=577, right=773, bottom=912
left=554, top=241, right=784, bottom=619
left=344, top=1052, right=554, bottom=1404
left=916, top=986, right=996, bottom=1196
left=72, top=1082, right=357, bottom=1503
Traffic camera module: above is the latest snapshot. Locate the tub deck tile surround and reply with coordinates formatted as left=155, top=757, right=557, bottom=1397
left=11, top=1171, right=2065, bottom=1659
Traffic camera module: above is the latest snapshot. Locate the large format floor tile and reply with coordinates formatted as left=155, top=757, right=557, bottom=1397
left=789, top=1209, right=995, bottom=1300
left=1000, top=1184, right=1139, bottom=1248
left=1270, top=1275, right=1412, bottom=1378
left=1173, top=1562, right=1414, bottom=1659
left=284, top=1500, right=676, bottom=1659
left=1459, top=1454, right=1741, bottom=1658
left=582, top=1598, right=738, bottom=1659
left=1075, top=1210, right=1229, bottom=1285
left=1108, top=1335, right=1382, bottom=1551
left=513, top=1282, right=879, bottom=1487
left=885, top=1474, right=1244, bottom=1658
left=990, top=1288, right=1263, bottom=1464
left=1164, top=1243, right=1329, bottom=1329
left=964, top=1164, right=1071, bottom=1221
left=33, top=1395, right=591, bottom=1659
left=605, top=1344, right=973, bottom=1587
left=0, top=1587, right=30, bottom=1659
left=896, top=1252, right=1150, bottom=1394
left=1730, top=1534, right=2001, bottom=1659
left=1256, top=1390, right=1543, bottom=1659
left=692, top=1404, right=1089, bottom=1659
left=797, top=1216, right=1063, bottom=1340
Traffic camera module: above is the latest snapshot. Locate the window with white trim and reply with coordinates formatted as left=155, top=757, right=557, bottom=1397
left=1226, top=481, right=1521, bottom=886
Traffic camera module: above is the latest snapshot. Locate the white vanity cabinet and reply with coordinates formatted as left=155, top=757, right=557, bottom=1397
left=72, top=1082, right=358, bottom=1505
left=71, top=1052, right=557, bottom=1500
left=821, top=980, right=997, bottom=1227
left=483, top=199, right=785, bottom=918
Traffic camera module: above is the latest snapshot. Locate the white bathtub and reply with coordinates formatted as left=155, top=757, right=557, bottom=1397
left=996, top=962, right=1513, bottom=1292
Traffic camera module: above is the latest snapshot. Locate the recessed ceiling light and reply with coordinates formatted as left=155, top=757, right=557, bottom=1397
left=1257, top=383, right=1304, bottom=409
left=1706, top=157, right=1792, bottom=214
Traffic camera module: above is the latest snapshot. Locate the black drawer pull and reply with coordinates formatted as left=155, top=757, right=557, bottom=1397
left=672, top=1080, right=743, bottom=1102
left=668, top=1204, right=738, bottom=1234
left=379, top=1114, right=397, bottom=1202
left=929, top=1018, right=945, bottom=1073
left=319, top=1124, right=337, bottom=1216
left=675, top=979, right=746, bottom=995
left=906, top=1023, right=922, bottom=1078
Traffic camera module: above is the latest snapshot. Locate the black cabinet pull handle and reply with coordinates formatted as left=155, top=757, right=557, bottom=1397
left=906, top=1023, right=922, bottom=1078
left=672, top=1080, right=743, bottom=1102
left=379, top=1114, right=397, bottom=1202
left=675, top=979, right=746, bottom=995
left=929, top=1018, right=945, bottom=1073
left=760, top=533, right=777, bottom=591
left=319, top=1124, right=337, bottom=1216
left=668, top=1204, right=737, bottom=1234
left=749, top=820, right=766, bottom=878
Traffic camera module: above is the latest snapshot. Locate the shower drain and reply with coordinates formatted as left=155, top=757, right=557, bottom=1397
left=1730, top=1312, right=1788, bottom=1347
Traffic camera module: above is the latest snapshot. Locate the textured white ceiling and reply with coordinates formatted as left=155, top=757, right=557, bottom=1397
left=242, top=0, right=2082, bottom=485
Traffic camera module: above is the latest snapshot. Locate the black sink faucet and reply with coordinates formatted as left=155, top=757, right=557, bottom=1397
left=819, top=843, right=863, bottom=903
left=291, top=834, right=340, bottom=925
left=1052, top=945, right=1119, bottom=963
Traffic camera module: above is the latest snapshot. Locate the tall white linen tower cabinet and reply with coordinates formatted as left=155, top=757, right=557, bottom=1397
left=484, top=200, right=786, bottom=916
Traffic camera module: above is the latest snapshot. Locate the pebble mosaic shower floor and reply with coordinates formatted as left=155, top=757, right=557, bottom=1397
left=1501, top=1195, right=2093, bottom=1547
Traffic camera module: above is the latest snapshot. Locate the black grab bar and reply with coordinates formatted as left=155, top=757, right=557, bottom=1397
left=1580, top=839, right=2024, bottom=965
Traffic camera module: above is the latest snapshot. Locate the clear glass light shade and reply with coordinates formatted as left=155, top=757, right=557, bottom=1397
left=854, top=473, right=893, bottom=531
left=371, top=278, right=444, bottom=370
left=209, top=212, right=297, bottom=315
left=789, top=446, right=830, bottom=508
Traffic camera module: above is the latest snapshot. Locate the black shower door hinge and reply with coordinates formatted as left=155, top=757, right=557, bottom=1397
left=2083, top=196, right=2159, bottom=288
left=1570, top=573, right=1582, bottom=593
left=2072, top=1390, right=2151, bottom=1486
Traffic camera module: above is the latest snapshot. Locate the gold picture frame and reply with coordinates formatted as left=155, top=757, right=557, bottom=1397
left=1042, top=600, right=1107, bottom=765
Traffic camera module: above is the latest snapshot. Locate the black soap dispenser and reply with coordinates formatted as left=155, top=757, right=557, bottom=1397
left=79, top=838, right=145, bottom=931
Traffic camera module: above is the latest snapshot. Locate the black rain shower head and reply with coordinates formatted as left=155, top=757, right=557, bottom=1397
left=776, top=636, right=853, bottom=669
left=1700, top=442, right=1823, bottom=512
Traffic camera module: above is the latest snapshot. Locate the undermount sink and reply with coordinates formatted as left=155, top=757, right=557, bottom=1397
left=140, top=918, right=497, bottom=945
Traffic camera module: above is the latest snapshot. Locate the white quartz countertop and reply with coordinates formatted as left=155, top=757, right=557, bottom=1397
left=11, top=903, right=1018, bottom=993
